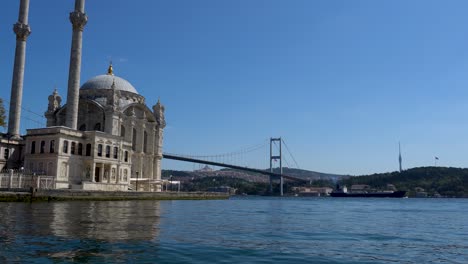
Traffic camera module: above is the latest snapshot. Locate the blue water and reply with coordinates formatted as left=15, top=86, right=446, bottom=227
left=0, top=197, right=467, bottom=263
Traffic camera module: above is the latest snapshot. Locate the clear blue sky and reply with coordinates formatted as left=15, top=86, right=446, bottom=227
left=2, top=0, right=468, bottom=175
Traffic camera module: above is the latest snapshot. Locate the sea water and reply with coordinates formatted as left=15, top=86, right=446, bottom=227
left=0, top=197, right=467, bottom=263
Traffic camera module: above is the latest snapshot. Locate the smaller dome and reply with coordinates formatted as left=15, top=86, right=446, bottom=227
left=81, top=74, right=138, bottom=94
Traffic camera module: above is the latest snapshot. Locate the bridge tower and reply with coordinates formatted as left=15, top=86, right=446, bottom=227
left=270, top=138, right=283, bottom=196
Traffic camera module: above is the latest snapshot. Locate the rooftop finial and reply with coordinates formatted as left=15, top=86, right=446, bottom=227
left=107, top=61, right=114, bottom=75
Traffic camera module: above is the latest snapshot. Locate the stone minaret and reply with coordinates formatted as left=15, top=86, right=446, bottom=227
left=7, top=0, right=31, bottom=139
left=152, top=99, right=166, bottom=186
left=105, top=65, right=121, bottom=136
left=65, top=0, right=88, bottom=129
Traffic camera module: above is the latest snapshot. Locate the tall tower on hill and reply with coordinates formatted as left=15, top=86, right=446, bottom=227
left=399, top=142, right=402, bottom=172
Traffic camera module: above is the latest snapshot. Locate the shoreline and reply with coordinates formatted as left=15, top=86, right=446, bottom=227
left=0, top=189, right=229, bottom=202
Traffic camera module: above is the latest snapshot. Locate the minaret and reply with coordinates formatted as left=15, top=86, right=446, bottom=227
left=398, top=142, right=402, bottom=172
left=65, top=0, right=88, bottom=129
left=104, top=63, right=121, bottom=136
left=152, top=99, right=166, bottom=186
left=7, top=0, right=31, bottom=139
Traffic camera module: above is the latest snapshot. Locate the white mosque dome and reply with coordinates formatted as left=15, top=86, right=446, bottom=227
left=80, top=65, right=138, bottom=94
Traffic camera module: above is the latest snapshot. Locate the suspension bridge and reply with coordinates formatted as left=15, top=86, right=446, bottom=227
left=163, top=137, right=304, bottom=196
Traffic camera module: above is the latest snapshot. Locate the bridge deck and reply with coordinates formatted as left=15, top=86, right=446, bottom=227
left=162, top=154, right=306, bottom=182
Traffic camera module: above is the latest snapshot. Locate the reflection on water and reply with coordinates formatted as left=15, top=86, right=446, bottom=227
left=0, top=201, right=161, bottom=242
left=50, top=201, right=161, bottom=241
left=0, top=198, right=468, bottom=263
left=0, top=201, right=162, bottom=263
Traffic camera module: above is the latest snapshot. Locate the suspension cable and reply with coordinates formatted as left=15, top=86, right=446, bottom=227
left=168, top=139, right=269, bottom=160
left=282, top=139, right=300, bottom=169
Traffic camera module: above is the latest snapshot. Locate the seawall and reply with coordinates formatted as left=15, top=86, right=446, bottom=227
left=0, top=189, right=229, bottom=202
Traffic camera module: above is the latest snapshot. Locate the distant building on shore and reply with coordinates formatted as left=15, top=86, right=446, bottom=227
left=196, top=165, right=214, bottom=172
left=291, top=186, right=333, bottom=196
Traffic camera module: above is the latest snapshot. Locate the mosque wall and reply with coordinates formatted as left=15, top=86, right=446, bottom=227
left=3, top=80, right=165, bottom=192
left=76, top=100, right=105, bottom=132
left=0, top=138, right=23, bottom=171
left=22, top=126, right=136, bottom=190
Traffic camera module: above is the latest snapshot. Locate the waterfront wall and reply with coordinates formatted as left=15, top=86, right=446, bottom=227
left=0, top=189, right=229, bottom=202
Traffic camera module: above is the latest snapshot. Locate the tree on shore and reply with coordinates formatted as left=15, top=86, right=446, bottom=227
left=0, top=98, right=6, bottom=129
left=338, top=166, right=468, bottom=197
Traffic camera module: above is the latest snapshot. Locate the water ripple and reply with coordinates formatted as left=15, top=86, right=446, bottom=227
left=0, top=198, right=467, bottom=263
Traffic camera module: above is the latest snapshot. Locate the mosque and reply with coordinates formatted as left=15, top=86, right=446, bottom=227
left=0, top=0, right=165, bottom=191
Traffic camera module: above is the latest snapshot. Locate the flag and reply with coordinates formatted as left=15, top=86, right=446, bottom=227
left=435, top=157, right=439, bottom=160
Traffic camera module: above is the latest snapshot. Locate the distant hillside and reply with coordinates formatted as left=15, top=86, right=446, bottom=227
left=269, top=167, right=348, bottom=182
left=164, top=167, right=468, bottom=197
left=339, top=167, right=468, bottom=198
left=163, top=167, right=348, bottom=183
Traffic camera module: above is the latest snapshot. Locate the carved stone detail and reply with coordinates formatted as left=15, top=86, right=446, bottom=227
left=153, top=101, right=166, bottom=129
left=47, top=89, right=62, bottom=112
left=13, top=22, right=31, bottom=41
left=69, top=11, right=88, bottom=31
left=107, top=88, right=121, bottom=112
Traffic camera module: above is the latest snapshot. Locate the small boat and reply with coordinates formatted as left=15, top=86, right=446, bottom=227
left=330, top=185, right=406, bottom=198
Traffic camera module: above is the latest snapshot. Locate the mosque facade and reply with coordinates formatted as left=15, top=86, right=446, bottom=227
left=0, top=0, right=165, bottom=191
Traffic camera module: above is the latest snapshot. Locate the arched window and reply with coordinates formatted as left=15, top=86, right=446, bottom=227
left=71, top=142, right=76, bottom=155
left=113, top=147, right=118, bottom=159
left=50, top=140, right=55, bottom=153
left=31, top=141, right=36, bottom=154
left=63, top=140, right=69, bottom=153
left=143, top=131, right=148, bottom=153
left=78, top=143, right=83, bottom=155
left=132, top=128, right=137, bottom=151
left=121, top=125, right=126, bottom=137
left=97, top=144, right=102, bottom=157
left=79, top=124, right=86, bottom=131
left=40, top=141, right=45, bottom=153
left=86, top=143, right=92, bottom=156
left=94, top=123, right=101, bottom=131
left=105, top=145, right=111, bottom=158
